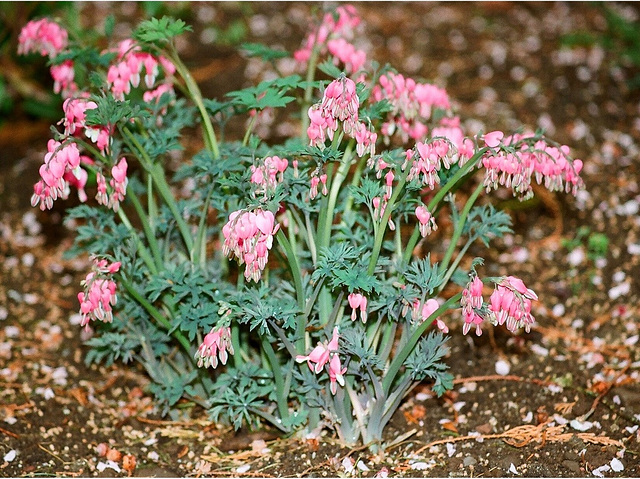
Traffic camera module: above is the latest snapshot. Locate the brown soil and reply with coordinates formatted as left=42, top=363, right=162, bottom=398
left=1, top=2, right=639, bottom=477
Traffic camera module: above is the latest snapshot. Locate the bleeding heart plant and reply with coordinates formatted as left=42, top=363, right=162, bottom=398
left=20, top=5, right=584, bottom=450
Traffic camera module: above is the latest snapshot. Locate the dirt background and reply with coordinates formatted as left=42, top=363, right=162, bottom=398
left=1, top=2, right=640, bottom=477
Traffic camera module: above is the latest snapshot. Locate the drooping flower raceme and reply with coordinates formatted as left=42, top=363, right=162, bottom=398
left=107, top=39, right=176, bottom=101
left=460, top=275, right=538, bottom=336
left=348, top=293, right=368, bottom=323
left=371, top=71, right=451, bottom=144
left=222, top=209, right=279, bottom=282
left=18, top=18, right=68, bottom=58
left=489, top=276, right=538, bottom=333
left=77, top=258, right=121, bottom=328
left=31, top=140, right=81, bottom=210
left=62, top=96, right=112, bottom=152
left=307, top=76, right=377, bottom=160
left=296, top=327, right=346, bottom=394
left=194, top=326, right=234, bottom=369
left=18, top=18, right=78, bottom=98
left=481, top=131, right=584, bottom=200
left=250, top=155, right=289, bottom=199
left=461, top=276, right=485, bottom=336
left=294, top=4, right=366, bottom=75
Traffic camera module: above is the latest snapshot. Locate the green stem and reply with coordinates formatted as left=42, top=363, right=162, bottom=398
left=193, top=184, right=215, bottom=267
left=120, top=278, right=191, bottom=354
left=262, top=338, right=290, bottom=423
left=121, top=127, right=194, bottom=254
left=128, top=192, right=163, bottom=272
left=381, top=293, right=461, bottom=396
left=342, top=153, right=368, bottom=223
left=231, top=326, right=242, bottom=369
left=167, top=46, right=219, bottom=158
left=242, top=113, right=258, bottom=147
left=368, top=169, right=409, bottom=275
left=117, top=208, right=157, bottom=275
left=402, top=226, right=421, bottom=265
left=439, top=239, right=473, bottom=294
left=402, top=150, right=486, bottom=265
left=439, top=182, right=484, bottom=273
left=319, top=141, right=354, bottom=250
left=300, top=46, right=320, bottom=140
left=276, top=229, right=306, bottom=353
left=147, top=174, right=157, bottom=230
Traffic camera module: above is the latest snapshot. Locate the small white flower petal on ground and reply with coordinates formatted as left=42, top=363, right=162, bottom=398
left=624, top=335, right=638, bottom=346
left=453, top=401, right=466, bottom=412
left=509, top=463, right=519, bottom=475
left=628, top=243, right=640, bottom=255
left=552, top=304, right=565, bottom=317
left=610, top=458, right=624, bottom=472
left=608, top=282, right=630, bottom=300
left=530, top=343, right=549, bottom=357
left=495, top=359, right=510, bottom=376
left=446, top=443, right=456, bottom=457
left=236, top=464, right=251, bottom=474
left=410, top=462, right=429, bottom=470
left=3, top=450, right=16, bottom=462
left=625, top=425, right=638, bottom=434
left=341, top=457, right=354, bottom=473
left=592, top=464, right=610, bottom=477
left=570, top=419, right=593, bottom=431
left=96, top=461, right=121, bottom=473
left=356, top=460, right=370, bottom=472
left=567, top=247, right=585, bottom=266
left=612, top=271, right=625, bottom=283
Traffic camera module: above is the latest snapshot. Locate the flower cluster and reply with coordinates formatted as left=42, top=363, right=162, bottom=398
left=77, top=258, right=121, bottom=328
left=95, top=158, right=128, bottom=212
left=461, top=276, right=484, bottom=336
left=194, top=326, right=234, bottom=369
left=489, top=276, right=538, bottom=333
left=250, top=155, right=289, bottom=199
left=17, top=18, right=68, bottom=58
left=50, top=60, right=77, bottom=97
left=294, top=4, right=366, bottom=75
left=307, top=76, right=377, bottom=163
left=481, top=131, right=585, bottom=200
left=415, top=205, right=437, bottom=238
left=18, top=19, right=77, bottom=97
left=31, top=140, right=84, bottom=210
left=296, top=327, right=346, bottom=395
left=348, top=293, right=368, bottom=323
left=222, top=209, right=279, bottom=282
left=371, top=72, right=451, bottom=143
left=63, top=96, right=112, bottom=152
left=107, top=39, right=176, bottom=101
left=460, top=275, right=537, bottom=336
left=411, top=298, right=447, bottom=332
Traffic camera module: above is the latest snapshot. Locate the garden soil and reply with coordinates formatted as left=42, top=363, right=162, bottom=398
left=1, top=2, right=640, bottom=477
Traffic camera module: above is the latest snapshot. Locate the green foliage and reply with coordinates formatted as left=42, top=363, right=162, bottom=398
left=241, top=42, right=289, bottom=61
left=226, top=76, right=304, bottom=112
left=133, top=16, right=192, bottom=45
left=463, top=204, right=513, bottom=246
left=404, top=254, right=445, bottom=295
left=208, top=363, right=274, bottom=430
left=405, top=332, right=453, bottom=396
left=64, top=205, right=132, bottom=259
